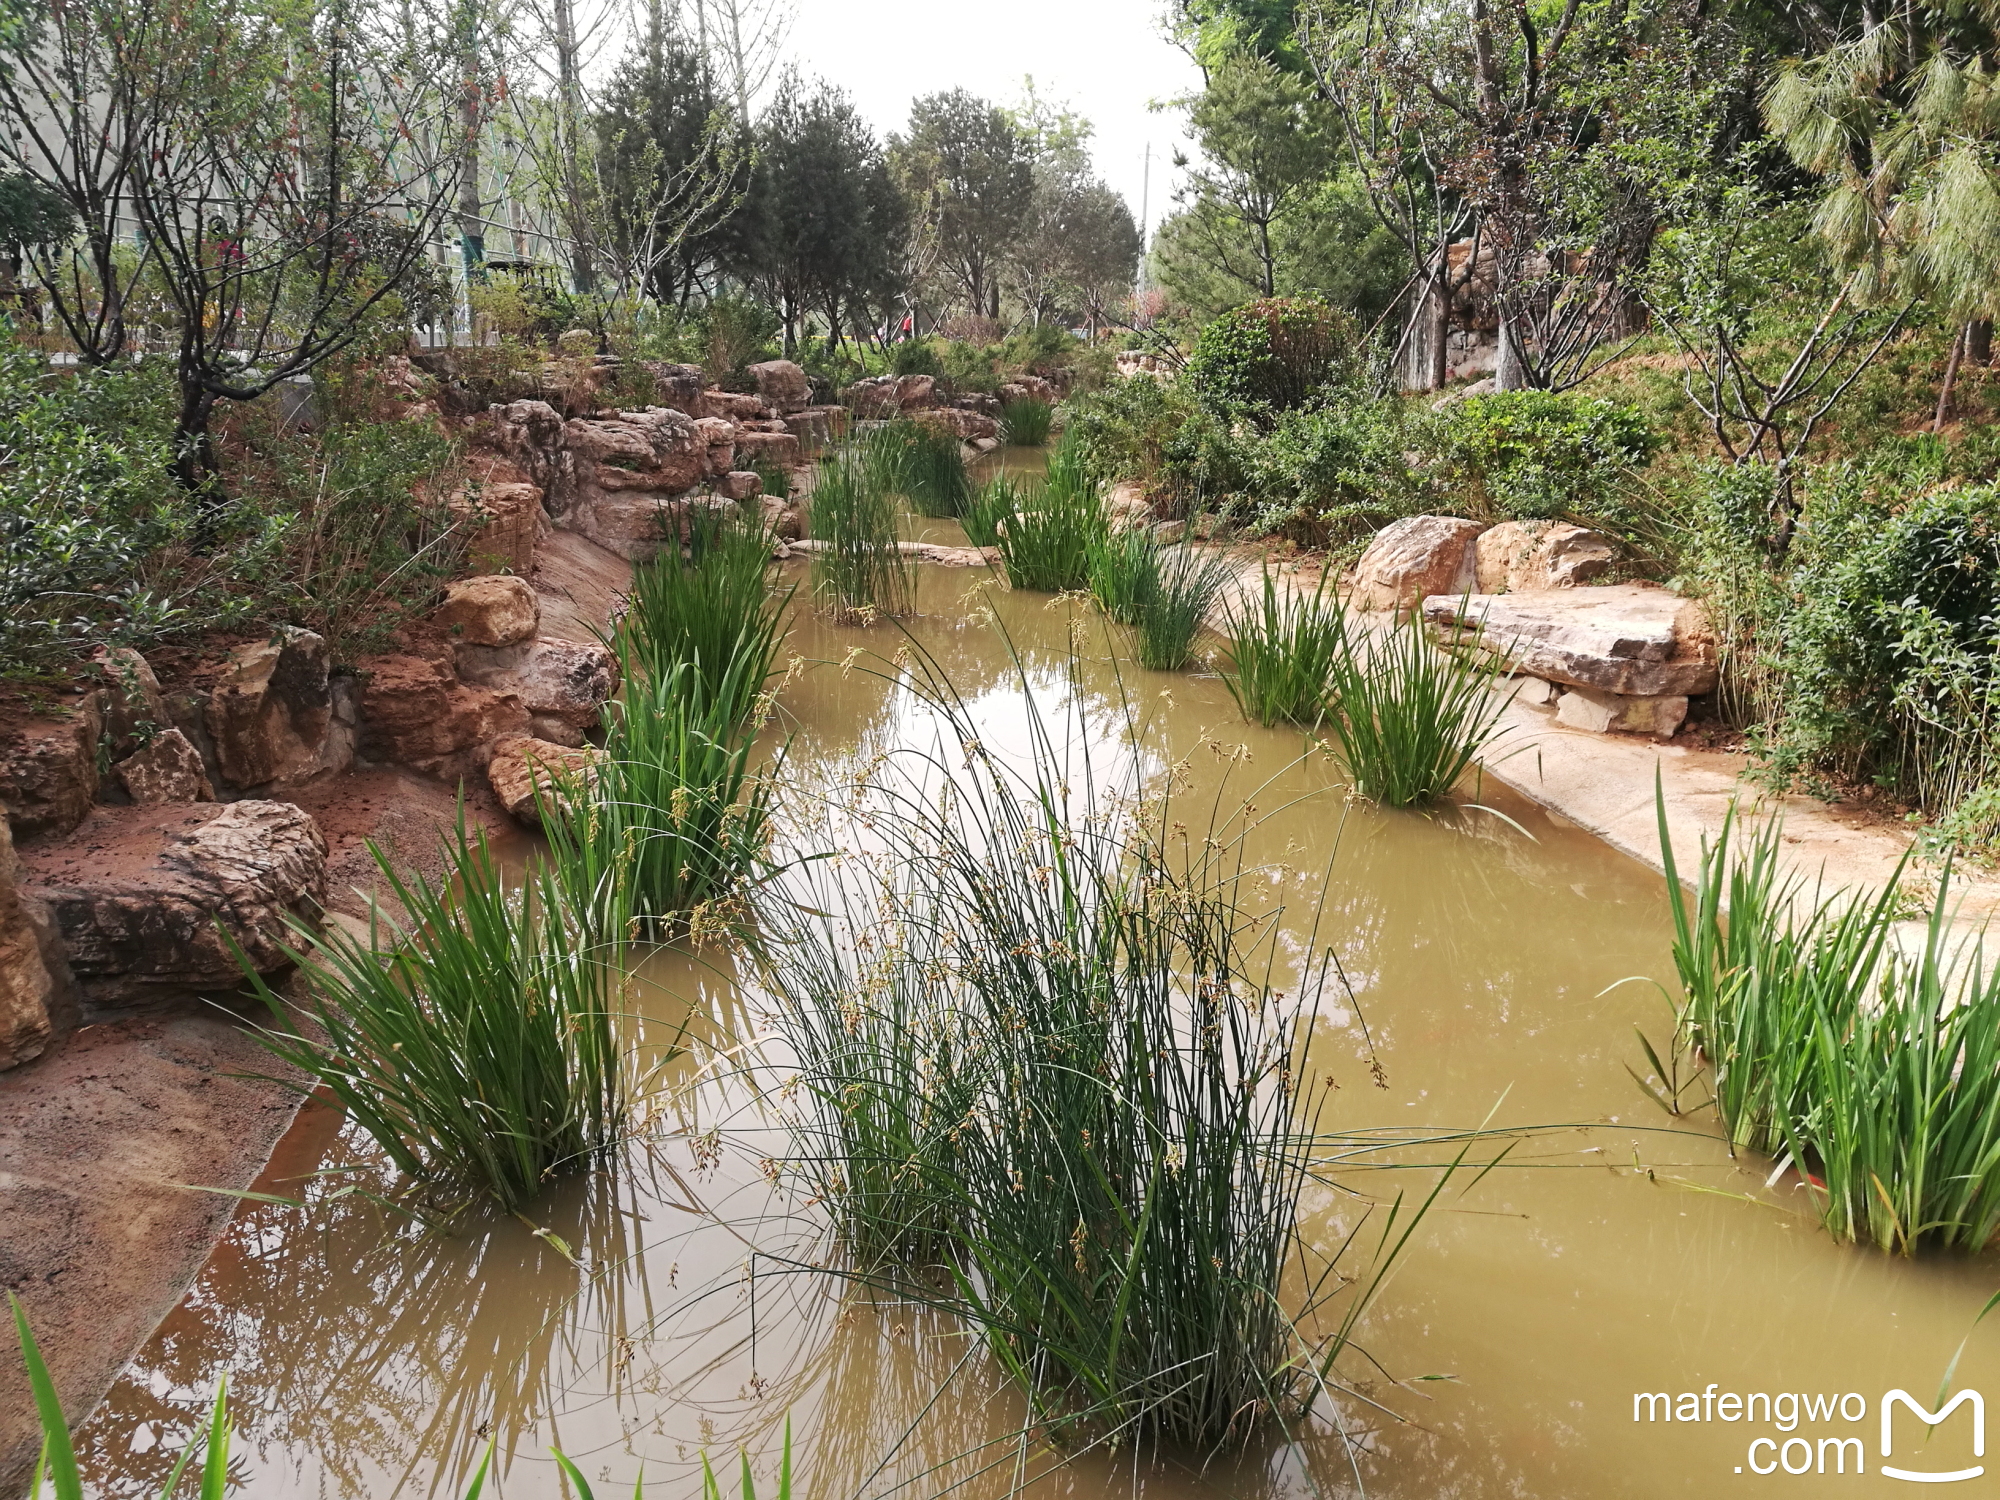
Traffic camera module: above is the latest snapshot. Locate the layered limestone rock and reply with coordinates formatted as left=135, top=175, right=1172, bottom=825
left=207, top=628, right=340, bottom=789
left=0, top=699, right=102, bottom=840
left=358, top=653, right=529, bottom=776
left=433, top=575, right=541, bottom=647
left=17, top=800, right=327, bottom=1011
left=455, top=637, right=618, bottom=746
left=1351, top=515, right=1485, bottom=612
left=564, top=408, right=712, bottom=560
left=1474, top=520, right=1618, bottom=593
left=487, top=734, right=600, bottom=824
left=1422, top=585, right=1718, bottom=698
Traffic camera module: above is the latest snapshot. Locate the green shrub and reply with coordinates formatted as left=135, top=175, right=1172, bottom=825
left=1182, top=297, right=1358, bottom=425
left=1246, top=399, right=1427, bottom=548
left=1428, top=390, right=1660, bottom=520
left=890, top=338, right=944, bottom=377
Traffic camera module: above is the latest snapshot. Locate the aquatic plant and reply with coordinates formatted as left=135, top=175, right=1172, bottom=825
left=620, top=506, right=788, bottom=715
left=244, top=812, right=632, bottom=1214
left=549, top=647, right=779, bottom=939
left=876, top=418, right=973, bottom=519
left=756, top=652, right=1427, bottom=1451
left=991, top=439, right=1107, bottom=593
left=1088, top=529, right=1235, bottom=670
left=999, top=397, right=1053, bottom=446
left=807, top=443, right=913, bottom=620
left=1220, top=568, right=1348, bottom=728
left=1656, top=806, right=2000, bottom=1253
left=961, top=474, right=1024, bottom=549
left=1327, top=611, right=1514, bottom=806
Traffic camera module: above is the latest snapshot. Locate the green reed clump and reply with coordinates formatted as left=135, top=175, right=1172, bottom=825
left=808, top=443, right=913, bottom=619
left=999, top=397, right=1053, bottom=446
left=621, top=507, right=788, bottom=710
left=244, top=813, right=631, bottom=1213
left=961, top=475, right=1024, bottom=549
left=549, top=646, right=779, bottom=939
left=1657, top=804, right=2000, bottom=1253
left=757, top=652, right=1421, bottom=1452
left=874, top=418, right=973, bottom=518
left=1088, top=530, right=1234, bottom=670
left=991, top=441, right=1107, bottom=593
left=1328, top=611, right=1513, bottom=806
left=1221, top=569, right=1349, bottom=728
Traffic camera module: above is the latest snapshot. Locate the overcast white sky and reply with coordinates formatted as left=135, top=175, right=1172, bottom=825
left=780, top=0, right=1203, bottom=245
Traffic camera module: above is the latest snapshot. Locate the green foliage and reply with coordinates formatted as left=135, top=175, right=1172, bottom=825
left=890, top=339, right=944, bottom=377
left=990, top=431, right=1108, bottom=591
left=872, top=418, right=972, bottom=518
left=1061, top=376, right=1250, bottom=522
left=619, top=508, right=788, bottom=714
left=1326, top=611, right=1515, bottom=807
left=808, top=442, right=914, bottom=618
left=1221, top=568, right=1349, bottom=727
left=1657, top=806, right=2000, bottom=1252
left=1086, top=530, right=1234, bottom=670
left=1246, top=398, right=1426, bottom=546
left=962, top=474, right=1024, bottom=549
left=0, top=173, right=77, bottom=250
left=245, top=814, right=633, bottom=1214
left=702, top=297, right=784, bottom=389
left=1428, top=391, right=1661, bottom=521
left=999, top=396, right=1053, bottom=446
left=1182, top=297, right=1357, bottom=425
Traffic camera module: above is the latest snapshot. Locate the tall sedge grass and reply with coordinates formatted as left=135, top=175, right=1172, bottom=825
left=1658, top=802, right=2000, bottom=1252
left=619, top=507, right=788, bottom=710
left=1221, top=569, right=1348, bottom=728
left=1087, top=530, right=1234, bottom=670
left=961, top=475, right=1024, bottom=549
left=808, top=443, right=913, bottom=619
left=989, top=440, right=1107, bottom=593
left=548, top=646, right=779, bottom=940
left=999, top=397, right=1053, bottom=446
left=244, top=812, right=633, bottom=1213
left=756, top=649, right=1432, bottom=1451
left=1327, top=611, right=1514, bottom=806
left=874, top=418, right=972, bottom=518
left=11, top=1293, right=793, bottom=1500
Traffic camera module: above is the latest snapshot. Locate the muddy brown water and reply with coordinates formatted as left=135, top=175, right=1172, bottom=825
left=69, top=562, right=2000, bottom=1499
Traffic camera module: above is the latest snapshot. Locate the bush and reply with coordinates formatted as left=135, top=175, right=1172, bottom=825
left=890, top=338, right=944, bottom=377
left=1246, top=399, right=1428, bottom=548
left=1181, top=298, right=1358, bottom=424
left=1428, top=390, right=1660, bottom=520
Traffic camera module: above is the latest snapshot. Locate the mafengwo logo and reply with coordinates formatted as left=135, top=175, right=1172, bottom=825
left=1633, top=1386, right=1984, bottom=1480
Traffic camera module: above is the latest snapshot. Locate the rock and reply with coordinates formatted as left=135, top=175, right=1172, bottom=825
left=93, top=647, right=169, bottom=759
left=717, top=470, right=762, bottom=502
left=533, top=530, right=636, bottom=643
left=640, top=362, right=708, bottom=417
left=1507, top=674, right=1563, bottom=707
left=842, top=376, right=901, bottom=418
left=999, top=375, right=1055, bottom=404
left=784, top=406, right=848, bottom=455
left=694, top=416, right=738, bottom=476
left=0, top=803, right=59, bottom=1069
left=705, top=390, right=770, bottom=422
left=896, top=374, right=936, bottom=410
left=564, top=408, right=711, bottom=560
left=358, top=653, right=529, bottom=776
left=207, top=628, right=335, bottom=789
left=17, top=801, right=327, bottom=1010
left=760, top=494, right=804, bottom=542
left=920, top=408, right=999, bottom=442
left=1351, top=515, right=1486, bottom=612
left=487, top=734, right=600, bottom=825
left=732, top=430, right=802, bottom=472
left=455, top=636, right=618, bottom=739
left=433, top=575, right=541, bottom=647
left=1107, top=482, right=1153, bottom=532
left=471, top=398, right=572, bottom=516
left=970, top=436, right=1002, bottom=455
left=113, top=730, right=216, bottom=805
left=1554, top=685, right=1689, bottom=738
left=748, top=359, right=811, bottom=413
left=452, top=479, right=547, bottom=576
left=0, top=700, right=103, bottom=840
left=1474, top=520, right=1618, bottom=593
left=1422, top=584, right=1719, bottom=697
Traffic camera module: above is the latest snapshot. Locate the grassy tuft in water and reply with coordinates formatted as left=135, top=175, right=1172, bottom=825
left=245, top=811, right=633, bottom=1214
left=1088, top=529, right=1234, bottom=670
left=1327, top=610, right=1513, bottom=806
left=1221, top=568, right=1349, bottom=728
left=620, top=506, right=788, bottom=711
left=1656, top=803, right=2000, bottom=1253
left=961, top=474, right=1023, bottom=549
left=757, top=650, right=1428, bottom=1451
left=999, top=397, right=1053, bottom=446
left=874, top=418, right=973, bottom=519
left=808, top=443, right=914, bottom=620
left=990, top=435, right=1108, bottom=592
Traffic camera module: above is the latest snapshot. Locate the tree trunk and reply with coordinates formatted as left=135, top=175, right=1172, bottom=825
left=1936, top=323, right=1967, bottom=434
left=553, top=0, right=596, bottom=293
left=457, top=17, right=486, bottom=305
left=171, top=373, right=225, bottom=531
left=1971, top=319, right=1993, bottom=365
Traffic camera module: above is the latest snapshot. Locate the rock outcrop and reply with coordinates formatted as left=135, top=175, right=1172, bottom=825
left=748, top=359, right=811, bottom=413
left=1423, top=585, right=1718, bottom=698
left=564, top=407, right=715, bottom=560
left=17, top=800, right=327, bottom=1011
left=358, top=653, right=529, bottom=776
left=207, top=628, right=339, bottom=790
left=455, top=636, right=618, bottom=746
left=0, top=701, right=102, bottom=840
left=433, top=575, right=541, bottom=647
left=1351, top=515, right=1485, bottom=612
left=487, top=734, right=600, bottom=824
left=1474, top=520, right=1617, bottom=593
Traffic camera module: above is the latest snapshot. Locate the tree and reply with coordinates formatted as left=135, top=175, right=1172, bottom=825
left=890, top=90, right=1034, bottom=323
left=0, top=0, right=477, bottom=501
left=1000, top=87, right=1142, bottom=330
left=745, top=74, right=905, bottom=351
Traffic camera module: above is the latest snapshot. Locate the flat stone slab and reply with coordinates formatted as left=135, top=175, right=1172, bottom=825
left=1424, top=584, right=1718, bottom=697
left=786, top=539, right=997, bottom=567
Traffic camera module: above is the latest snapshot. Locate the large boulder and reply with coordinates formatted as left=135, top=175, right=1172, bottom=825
left=920, top=408, right=999, bottom=442
left=113, top=729, right=216, bottom=806
left=1351, top=516, right=1486, bottom=613
left=358, top=653, right=529, bottom=776
left=17, top=801, right=327, bottom=1011
left=487, top=734, right=600, bottom=825
left=451, top=479, right=547, bottom=576
left=1423, top=584, right=1719, bottom=697
left=640, top=361, right=708, bottom=417
left=747, top=359, right=811, bottom=413
left=471, top=398, right=572, bottom=516
left=842, top=376, right=901, bottom=418
left=455, top=636, right=618, bottom=745
left=732, top=430, right=801, bottom=473
left=896, top=374, right=937, bottom=410
left=433, top=575, right=541, bottom=647
left=0, top=803, right=61, bottom=1069
left=1474, top=520, right=1617, bottom=593
left=693, top=416, right=738, bottom=476
left=704, top=390, right=769, bottom=423
left=93, top=647, right=169, bottom=760
left=0, top=700, right=102, bottom=840
left=565, top=408, right=711, bottom=560
left=207, top=628, right=336, bottom=790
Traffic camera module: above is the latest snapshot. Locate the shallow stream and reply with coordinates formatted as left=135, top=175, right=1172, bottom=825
left=70, top=537, right=2000, bottom=1499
